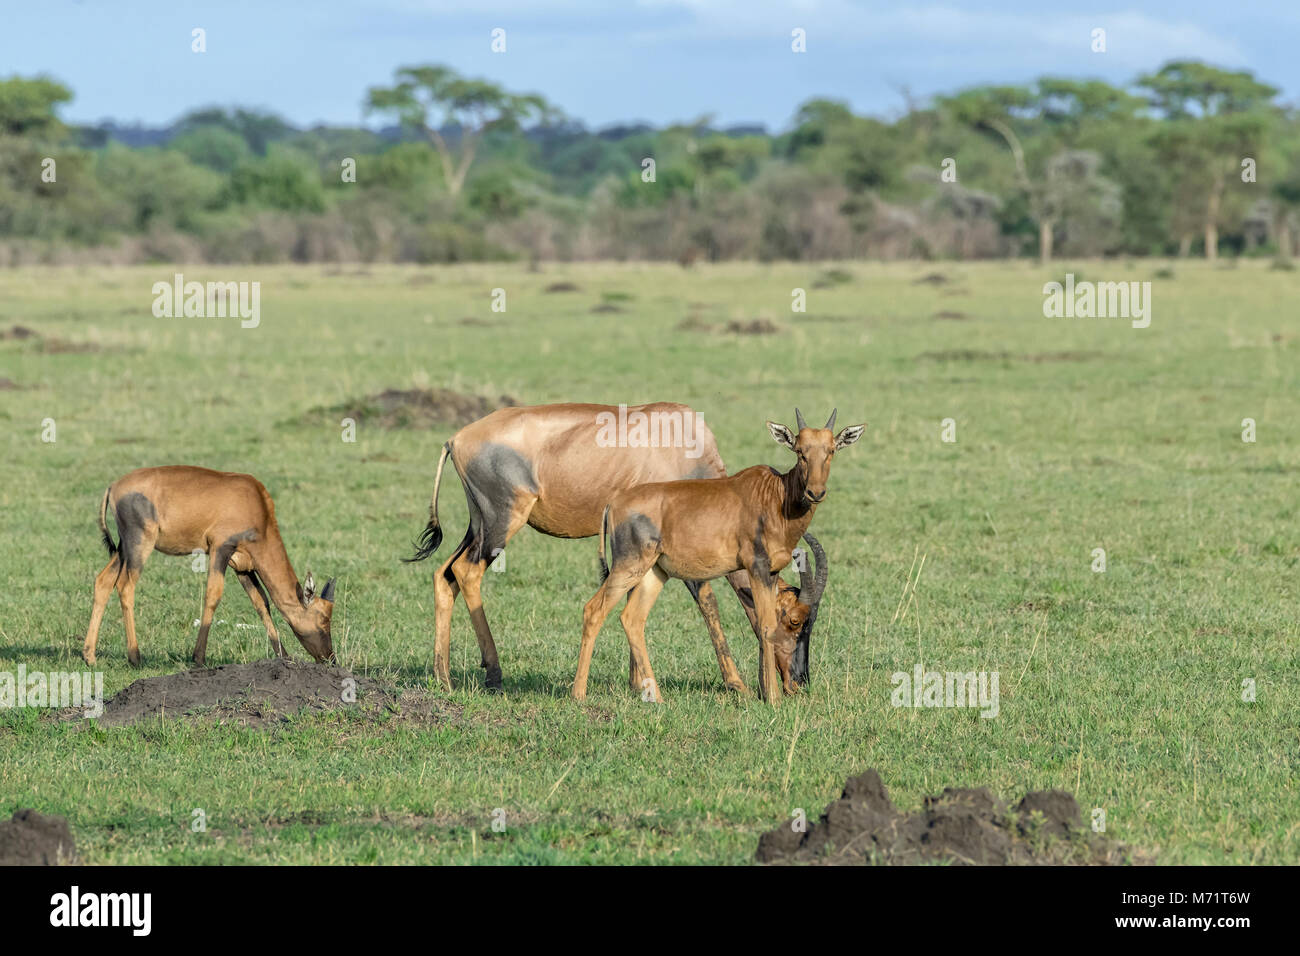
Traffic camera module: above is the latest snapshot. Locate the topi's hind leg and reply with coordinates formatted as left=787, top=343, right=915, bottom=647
left=118, top=529, right=157, bottom=668
left=82, top=556, right=122, bottom=666
left=431, top=536, right=466, bottom=691
left=622, top=567, right=668, bottom=703
left=112, top=496, right=158, bottom=667
left=117, top=566, right=144, bottom=668
left=450, top=493, right=535, bottom=693
left=574, top=560, right=653, bottom=701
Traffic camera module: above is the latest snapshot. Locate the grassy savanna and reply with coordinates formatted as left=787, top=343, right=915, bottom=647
left=0, top=260, right=1296, bottom=864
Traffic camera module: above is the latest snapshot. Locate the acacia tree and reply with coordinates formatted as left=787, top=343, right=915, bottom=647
left=939, top=81, right=1136, bottom=262
left=1137, top=62, right=1277, bottom=259
left=0, top=75, right=71, bottom=137
left=1272, top=148, right=1300, bottom=260
left=366, top=66, right=552, bottom=198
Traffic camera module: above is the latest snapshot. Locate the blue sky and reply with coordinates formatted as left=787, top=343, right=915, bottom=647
left=3, top=1, right=1295, bottom=131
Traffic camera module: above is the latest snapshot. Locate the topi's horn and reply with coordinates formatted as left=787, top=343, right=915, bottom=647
left=825, top=408, right=837, bottom=430
left=795, top=408, right=807, bottom=431
left=791, top=533, right=827, bottom=687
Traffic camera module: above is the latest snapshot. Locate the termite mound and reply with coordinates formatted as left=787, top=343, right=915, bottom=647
left=756, top=768, right=1140, bottom=865
left=0, top=809, right=76, bottom=865
left=301, top=388, right=519, bottom=430
left=69, top=658, right=459, bottom=729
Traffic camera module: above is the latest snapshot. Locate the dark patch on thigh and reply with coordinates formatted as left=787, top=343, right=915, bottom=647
left=459, top=443, right=538, bottom=562
left=214, top=529, right=258, bottom=572
left=610, top=512, right=660, bottom=571
left=115, top=493, right=158, bottom=572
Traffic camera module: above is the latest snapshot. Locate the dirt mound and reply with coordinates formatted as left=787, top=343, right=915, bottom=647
left=914, top=272, right=949, bottom=285
left=0, top=810, right=76, bottom=865
left=918, top=350, right=1101, bottom=364
left=0, top=324, right=99, bottom=353
left=78, top=658, right=458, bottom=729
left=590, top=303, right=624, bottom=314
left=756, top=769, right=1132, bottom=865
left=544, top=281, right=580, bottom=293
left=933, top=310, right=969, bottom=320
left=676, top=316, right=713, bottom=332
left=919, top=349, right=1012, bottom=362
left=725, top=318, right=781, bottom=335
left=0, top=377, right=21, bottom=390
left=812, top=268, right=854, bottom=289
left=307, top=388, right=519, bottom=430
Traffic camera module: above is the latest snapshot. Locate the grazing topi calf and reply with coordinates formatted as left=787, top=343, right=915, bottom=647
left=82, top=466, right=336, bottom=667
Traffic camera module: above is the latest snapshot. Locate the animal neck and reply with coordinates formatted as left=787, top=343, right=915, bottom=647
left=776, top=465, right=816, bottom=541
left=252, top=530, right=313, bottom=634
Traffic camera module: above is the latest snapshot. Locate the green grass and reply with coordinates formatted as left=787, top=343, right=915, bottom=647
left=1, top=259, right=1296, bottom=864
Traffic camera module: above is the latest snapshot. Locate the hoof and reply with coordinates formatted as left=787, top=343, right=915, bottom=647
left=128, top=654, right=142, bottom=668
left=484, top=669, right=504, bottom=693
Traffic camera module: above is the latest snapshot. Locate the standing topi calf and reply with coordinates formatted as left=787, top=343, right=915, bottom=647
left=82, top=466, right=336, bottom=667
left=573, top=409, right=862, bottom=705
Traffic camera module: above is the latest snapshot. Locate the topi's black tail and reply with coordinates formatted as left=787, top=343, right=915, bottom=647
left=597, top=505, right=611, bottom=582
left=407, top=520, right=443, bottom=562
left=404, top=442, right=451, bottom=563
left=98, top=486, right=119, bottom=557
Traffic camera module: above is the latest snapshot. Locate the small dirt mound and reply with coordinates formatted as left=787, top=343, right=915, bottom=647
left=812, top=269, right=854, bottom=289
left=590, top=303, right=624, bottom=314
left=0, top=810, right=76, bottom=865
left=0, top=377, right=21, bottom=390
left=914, top=272, right=949, bottom=285
left=756, top=769, right=1132, bottom=865
left=918, top=349, right=1101, bottom=364
left=676, top=316, right=713, bottom=333
left=933, top=310, right=969, bottom=321
left=725, top=318, right=781, bottom=335
left=0, top=324, right=99, bottom=353
left=544, top=281, right=580, bottom=293
left=307, top=388, right=518, bottom=430
left=77, top=658, right=458, bottom=729
left=919, top=349, right=1011, bottom=362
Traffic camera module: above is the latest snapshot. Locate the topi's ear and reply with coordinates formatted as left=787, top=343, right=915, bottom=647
left=767, top=421, right=796, bottom=450
left=320, top=578, right=336, bottom=602
left=834, top=424, right=866, bottom=449
left=302, top=571, right=316, bottom=606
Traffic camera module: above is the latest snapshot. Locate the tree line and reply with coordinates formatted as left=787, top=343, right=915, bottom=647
left=1, top=61, right=1296, bottom=265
